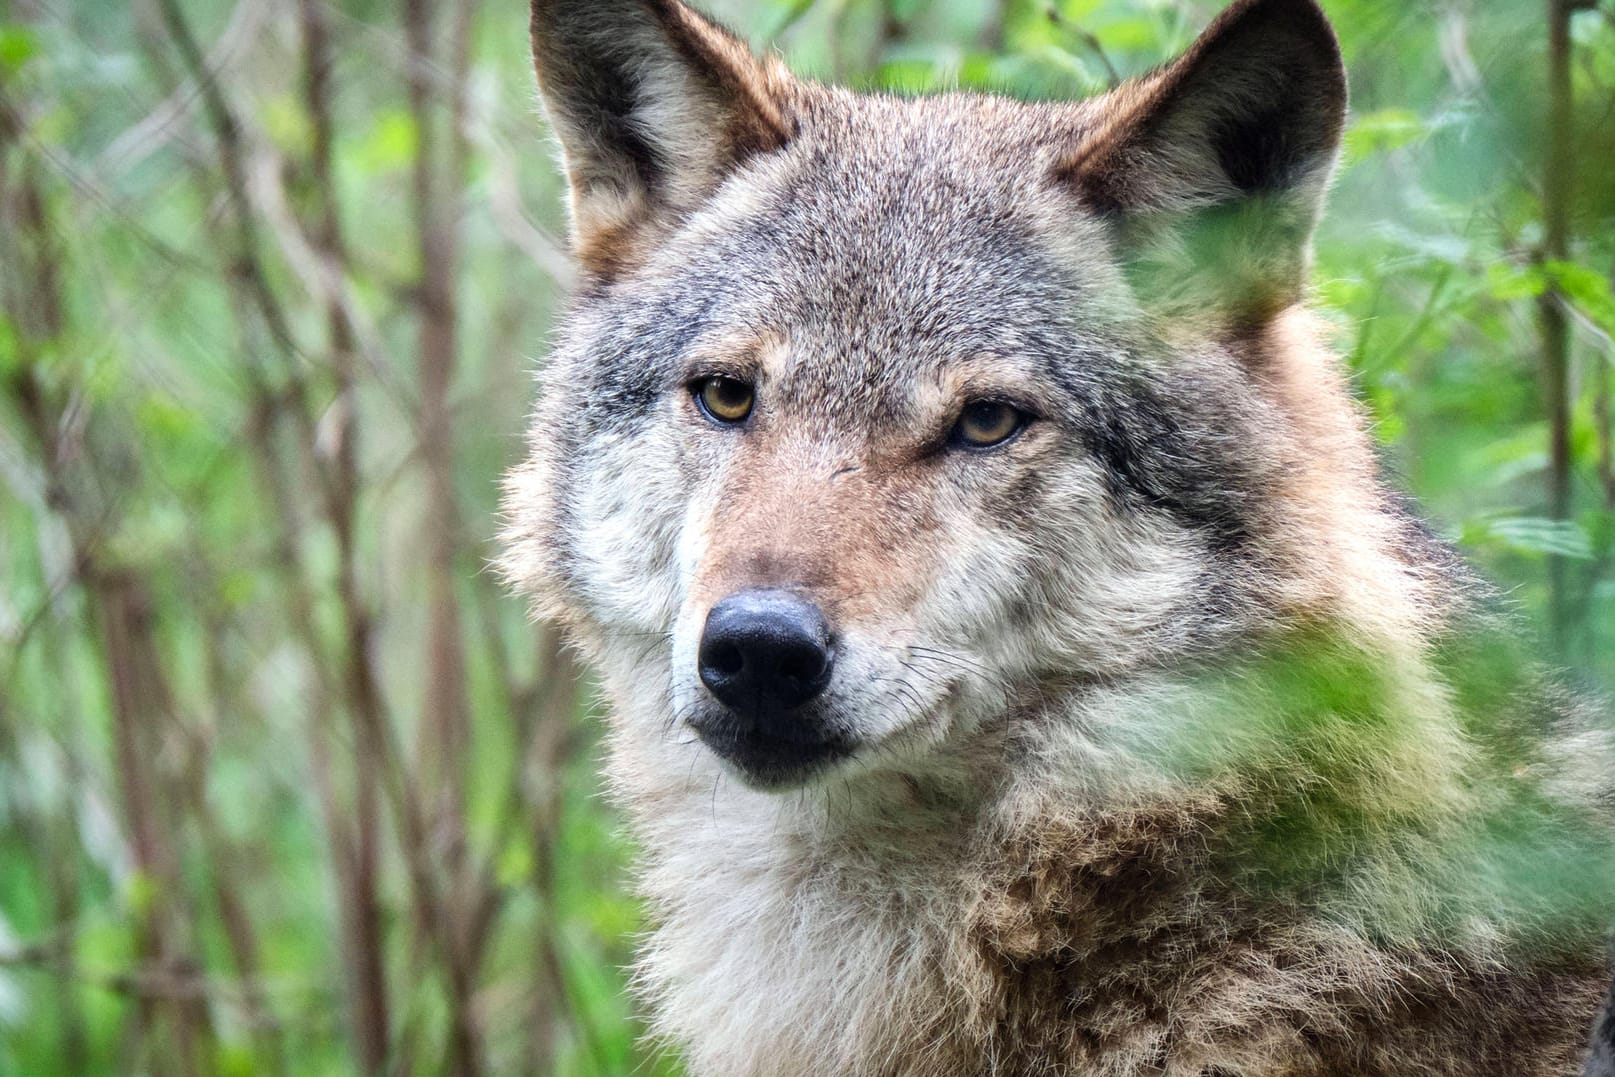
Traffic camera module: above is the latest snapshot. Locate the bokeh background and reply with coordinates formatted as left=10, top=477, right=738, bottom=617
left=3, top=0, right=1615, bottom=1073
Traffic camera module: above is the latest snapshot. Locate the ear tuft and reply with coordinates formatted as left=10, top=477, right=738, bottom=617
left=1068, top=0, right=1346, bottom=214
left=1059, top=0, right=1346, bottom=325
left=529, top=0, right=795, bottom=279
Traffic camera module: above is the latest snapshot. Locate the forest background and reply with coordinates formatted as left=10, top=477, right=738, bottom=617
left=3, top=0, right=1615, bottom=1073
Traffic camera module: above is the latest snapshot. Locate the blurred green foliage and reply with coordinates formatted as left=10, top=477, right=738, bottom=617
left=1, top=0, right=1614, bottom=1074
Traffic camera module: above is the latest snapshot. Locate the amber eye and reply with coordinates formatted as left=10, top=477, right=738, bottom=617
left=951, top=400, right=1027, bottom=449
left=694, top=376, right=755, bottom=425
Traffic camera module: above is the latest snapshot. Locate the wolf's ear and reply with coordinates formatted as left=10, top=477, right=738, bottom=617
left=529, top=0, right=794, bottom=279
left=1062, top=0, right=1347, bottom=327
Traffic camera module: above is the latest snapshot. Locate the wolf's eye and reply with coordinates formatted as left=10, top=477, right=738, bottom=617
left=694, top=376, right=755, bottom=425
left=951, top=400, right=1027, bottom=449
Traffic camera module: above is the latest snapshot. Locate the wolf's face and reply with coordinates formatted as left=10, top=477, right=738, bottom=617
left=506, top=0, right=1349, bottom=789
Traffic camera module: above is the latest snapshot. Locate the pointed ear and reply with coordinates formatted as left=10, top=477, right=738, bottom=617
left=529, top=0, right=795, bottom=279
left=1061, top=0, right=1347, bottom=327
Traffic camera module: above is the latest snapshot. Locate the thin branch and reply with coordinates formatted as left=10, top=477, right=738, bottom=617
left=402, top=2, right=485, bottom=1071
left=1540, top=0, right=1578, bottom=650
left=151, top=0, right=304, bottom=365
left=99, top=0, right=272, bottom=177
left=295, top=1, right=392, bottom=1068
left=1046, top=4, right=1122, bottom=89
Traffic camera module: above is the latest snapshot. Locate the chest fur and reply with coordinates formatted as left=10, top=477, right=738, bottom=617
left=623, top=770, right=1605, bottom=1077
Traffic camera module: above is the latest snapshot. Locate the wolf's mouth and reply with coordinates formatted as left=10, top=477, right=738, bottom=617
left=685, top=587, right=856, bottom=787
left=689, top=714, right=857, bottom=789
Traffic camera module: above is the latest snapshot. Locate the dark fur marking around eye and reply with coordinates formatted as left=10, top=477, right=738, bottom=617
left=1016, top=314, right=1260, bottom=554
left=577, top=269, right=737, bottom=433
left=1079, top=379, right=1258, bottom=554
left=580, top=336, right=678, bottom=431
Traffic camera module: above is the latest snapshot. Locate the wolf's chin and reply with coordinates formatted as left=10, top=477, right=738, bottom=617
left=695, top=727, right=859, bottom=791
left=682, top=698, right=861, bottom=790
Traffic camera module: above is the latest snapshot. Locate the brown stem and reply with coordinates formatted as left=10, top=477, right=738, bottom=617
left=403, top=1, right=484, bottom=1071
left=524, top=632, right=583, bottom=1070
left=47, top=751, right=91, bottom=1073
left=1046, top=4, right=1122, bottom=88
left=1540, top=0, right=1577, bottom=651
left=151, top=0, right=301, bottom=362
left=188, top=597, right=287, bottom=1074
left=294, top=3, right=395, bottom=1070
left=95, top=573, right=216, bottom=1077
left=403, top=0, right=473, bottom=813
left=244, top=386, right=394, bottom=1077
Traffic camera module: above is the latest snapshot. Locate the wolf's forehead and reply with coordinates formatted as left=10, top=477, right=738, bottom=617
left=770, top=93, right=1080, bottom=260
left=570, top=94, right=1123, bottom=429
left=701, top=103, right=1094, bottom=373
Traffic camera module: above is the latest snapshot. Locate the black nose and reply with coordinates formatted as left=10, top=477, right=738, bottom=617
left=698, top=590, right=833, bottom=717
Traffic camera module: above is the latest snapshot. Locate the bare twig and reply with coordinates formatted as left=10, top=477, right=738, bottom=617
left=294, top=2, right=393, bottom=1068
left=3, top=124, right=216, bottom=1075
left=151, top=0, right=304, bottom=365
left=1046, top=4, right=1122, bottom=89
left=100, top=0, right=272, bottom=177
left=402, top=2, right=486, bottom=1072
left=1540, top=0, right=1579, bottom=650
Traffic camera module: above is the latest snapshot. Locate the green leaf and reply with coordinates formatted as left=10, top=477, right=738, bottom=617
left=0, top=25, right=37, bottom=76
left=136, top=393, right=200, bottom=444
left=1318, top=276, right=1367, bottom=309
left=497, top=841, right=534, bottom=888
left=355, top=110, right=419, bottom=175
left=0, top=315, right=19, bottom=380
left=214, top=1042, right=260, bottom=1077
left=1344, top=108, right=1425, bottom=163
left=1378, top=225, right=1473, bottom=267
left=1486, top=261, right=1548, bottom=302
left=125, top=871, right=161, bottom=916
left=261, top=95, right=314, bottom=157
left=757, top=0, right=817, bottom=40
left=1545, top=260, right=1615, bottom=337
left=1462, top=515, right=1594, bottom=560
left=867, top=58, right=946, bottom=93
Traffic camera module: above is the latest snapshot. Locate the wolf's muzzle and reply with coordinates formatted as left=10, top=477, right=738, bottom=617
left=692, top=590, right=849, bottom=783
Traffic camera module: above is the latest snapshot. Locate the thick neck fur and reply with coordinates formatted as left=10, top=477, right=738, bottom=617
left=615, top=698, right=1605, bottom=1075
left=615, top=682, right=1602, bottom=1077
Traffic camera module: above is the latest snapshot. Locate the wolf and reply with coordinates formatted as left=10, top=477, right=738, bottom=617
left=500, top=0, right=1615, bottom=1073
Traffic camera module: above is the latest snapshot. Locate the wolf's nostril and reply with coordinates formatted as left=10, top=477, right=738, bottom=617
left=698, top=590, right=834, bottom=715
left=778, top=650, right=825, bottom=683
left=708, top=643, right=744, bottom=677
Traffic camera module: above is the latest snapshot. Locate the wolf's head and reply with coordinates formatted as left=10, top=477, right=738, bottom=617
left=504, top=0, right=1411, bottom=791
